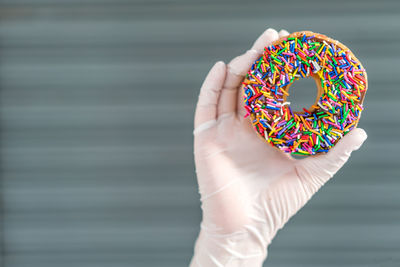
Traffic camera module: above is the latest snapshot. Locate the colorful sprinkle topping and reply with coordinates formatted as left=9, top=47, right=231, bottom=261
left=242, top=31, right=367, bottom=155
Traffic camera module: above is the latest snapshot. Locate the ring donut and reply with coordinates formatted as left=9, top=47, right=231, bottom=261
left=242, top=31, right=368, bottom=155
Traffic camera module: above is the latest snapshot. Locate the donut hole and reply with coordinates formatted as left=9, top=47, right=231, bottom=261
left=284, top=75, right=322, bottom=113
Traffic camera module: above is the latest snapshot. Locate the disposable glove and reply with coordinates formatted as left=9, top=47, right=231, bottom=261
left=190, top=28, right=367, bottom=267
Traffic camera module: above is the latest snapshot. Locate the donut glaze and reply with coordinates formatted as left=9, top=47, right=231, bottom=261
left=242, top=31, right=367, bottom=155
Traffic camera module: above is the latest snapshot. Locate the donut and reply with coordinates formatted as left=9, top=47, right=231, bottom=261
left=242, top=31, right=368, bottom=155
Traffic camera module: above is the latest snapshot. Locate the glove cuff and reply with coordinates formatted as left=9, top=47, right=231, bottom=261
left=189, top=228, right=267, bottom=267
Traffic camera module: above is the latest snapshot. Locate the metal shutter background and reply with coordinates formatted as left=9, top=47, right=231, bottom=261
left=0, top=1, right=399, bottom=266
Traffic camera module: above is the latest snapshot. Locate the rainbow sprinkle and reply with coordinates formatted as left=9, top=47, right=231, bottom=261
left=242, top=31, right=367, bottom=155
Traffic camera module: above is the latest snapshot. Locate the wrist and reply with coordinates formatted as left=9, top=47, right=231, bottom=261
left=190, top=227, right=268, bottom=267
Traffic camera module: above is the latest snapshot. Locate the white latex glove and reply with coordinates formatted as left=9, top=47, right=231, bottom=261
left=190, top=28, right=367, bottom=267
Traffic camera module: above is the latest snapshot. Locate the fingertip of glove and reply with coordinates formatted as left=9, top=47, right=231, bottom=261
left=355, top=128, right=368, bottom=140
left=278, top=29, right=290, bottom=37
left=207, top=61, right=227, bottom=81
left=264, top=28, right=279, bottom=40
left=355, top=128, right=367, bottom=150
left=343, top=128, right=368, bottom=151
left=213, top=61, right=226, bottom=70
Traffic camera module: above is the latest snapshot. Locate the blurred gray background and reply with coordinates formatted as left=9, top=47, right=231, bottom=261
left=0, top=0, right=399, bottom=266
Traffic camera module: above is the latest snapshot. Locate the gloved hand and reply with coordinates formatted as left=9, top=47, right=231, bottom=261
left=190, top=28, right=367, bottom=267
